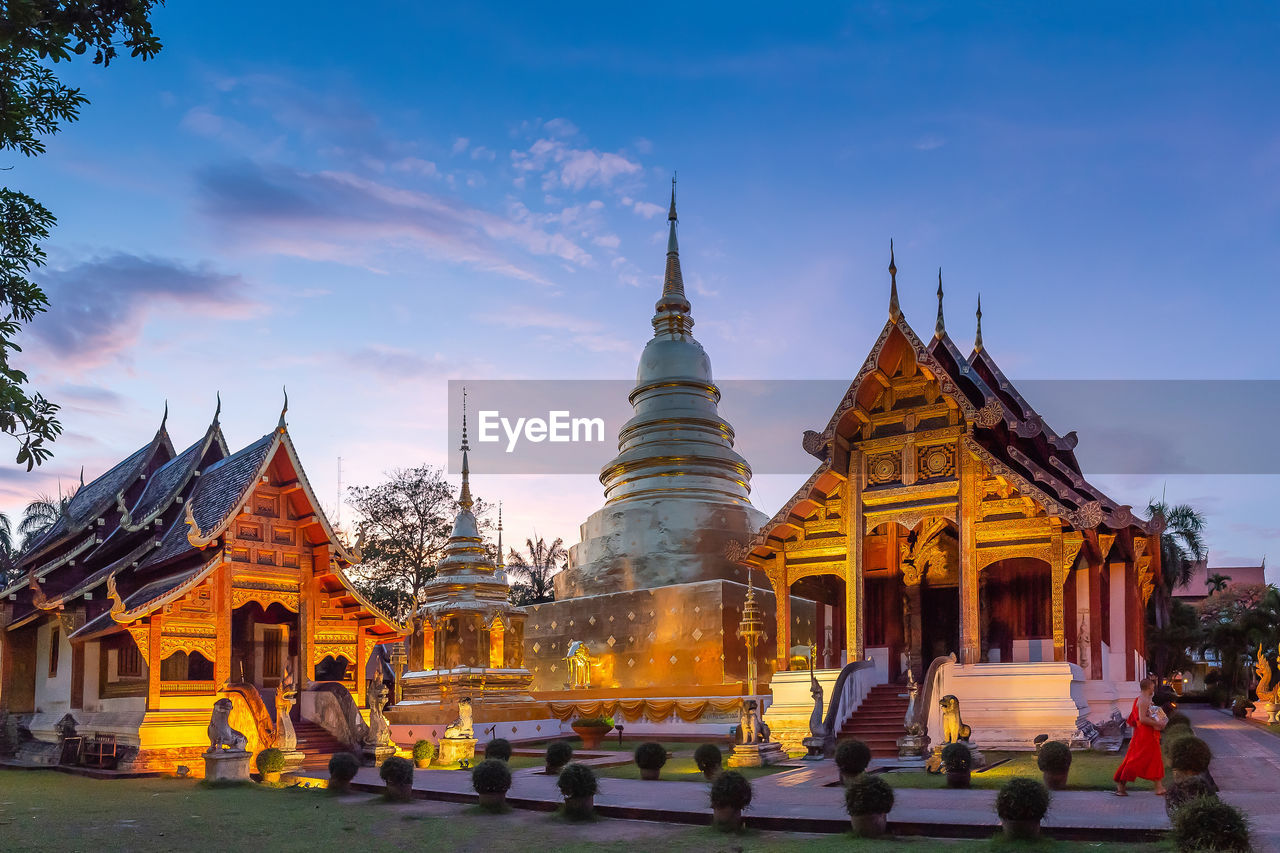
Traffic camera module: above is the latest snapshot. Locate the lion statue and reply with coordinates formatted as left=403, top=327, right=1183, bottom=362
left=735, top=700, right=769, bottom=745
left=939, top=694, right=971, bottom=743
left=207, top=697, right=248, bottom=752
left=443, top=697, right=474, bottom=740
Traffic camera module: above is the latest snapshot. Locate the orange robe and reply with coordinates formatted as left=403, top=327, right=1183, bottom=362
left=1114, top=698, right=1165, bottom=783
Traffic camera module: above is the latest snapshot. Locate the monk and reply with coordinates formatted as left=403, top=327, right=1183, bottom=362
left=1114, top=677, right=1167, bottom=796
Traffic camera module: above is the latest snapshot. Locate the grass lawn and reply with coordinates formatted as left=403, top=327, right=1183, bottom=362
left=0, top=770, right=1169, bottom=853
left=431, top=755, right=544, bottom=771
left=594, top=756, right=793, bottom=782
left=584, top=740, right=710, bottom=754
left=883, top=751, right=1154, bottom=792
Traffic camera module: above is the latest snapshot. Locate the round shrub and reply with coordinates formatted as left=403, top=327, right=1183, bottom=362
left=1169, top=736, right=1212, bottom=774
left=835, top=740, right=873, bottom=776
left=484, top=738, right=512, bottom=761
left=1172, top=797, right=1250, bottom=853
left=996, top=778, right=1051, bottom=823
left=546, top=740, right=574, bottom=768
left=412, top=740, right=435, bottom=763
left=709, top=770, right=753, bottom=810
left=1163, top=725, right=1195, bottom=758
left=328, top=752, right=360, bottom=785
left=379, top=755, right=414, bottom=787
left=694, top=743, right=724, bottom=774
left=1166, top=711, right=1192, bottom=730
left=572, top=716, right=612, bottom=727
left=844, top=773, right=895, bottom=816
left=556, top=762, right=598, bottom=798
left=941, top=742, right=972, bottom=773
left=471, top=758, right=513, bottom=795
left=256, top=747, right=285, bottom=774
left=1165, top=773, right=1220, bottom=819
left=634, top=741, right=668, bottom=771
left=1036, top=741, right=1072, bottom=774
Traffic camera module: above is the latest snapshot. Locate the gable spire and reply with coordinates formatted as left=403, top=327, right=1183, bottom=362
left=278, top=386, right=289, bottom=432
left=652, top=174, right=693, bottom=336
left=935, top=267, right=945, bottom=338
left=888, top=239, right=901, bottom=323
left=213, top=391, right=222, bottom=425
left=496, top=501, right=504, bottom=570
left=458, top=387, right=473, bottom=511
left=975, top=294, right=984, bottom=353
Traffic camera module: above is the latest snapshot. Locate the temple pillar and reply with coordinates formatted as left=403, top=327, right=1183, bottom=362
left=1123, top=557, right=1140, bottom=680
left=1051, top=533, right=1066, bottom=663
left=299, top=550, right=321, bottom=688
left=978, top=572, right=991, bottom=662
left=771, top=553, right=790, bottom=671
left=1064, top=567, right=1078, bottom=664
left=903, top=580, right=922, bottom=679
left=146, top=614, right=163, bottom=710
left=215, top=564, right=232, bottom=687
left=957, top=445, right=980, bottom=665
left=844, top=458, right=865, bottom=662
left=355, top=630, right=368, bottom=707
left=1086, top=553, right=1104, bottom=680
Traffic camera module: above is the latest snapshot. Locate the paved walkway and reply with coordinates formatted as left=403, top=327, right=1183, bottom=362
left=1184, top=706, right=1280, bottom=852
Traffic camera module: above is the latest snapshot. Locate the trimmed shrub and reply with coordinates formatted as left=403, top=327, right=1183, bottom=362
left=634, top=741, right=668, bottom=771
left=556, top=762, right=598, bottom=798
left=379, top=756, right=414, bottom=787
left=941, top=742, right=972, bottom=773
left=1172, top=797, right=1251, bottom=852
left=835, top=740, right=873, bottom=777
left=484, top=738, right=513, bottom=762
left=546, top=740, right=574, bottom=768
left=844, top=773, right=895, bottom=816
left=1163, top=724, right=1195, bottom=757
left=1036, top=741, right=1072, bottom=774
left=412, top=740, right=435, bottom=763
left=1169, top=735, right=1213, bottom=774
left=1165, top=773, right=1220, bottom=819
left=328, top=752, right=360, bottom=786
left=572, top=716, right=612, bottom=727
left=709, top=770, right=753, bottom=810
left=255, top=747, right=285, bottom=774
left=694, top=743, right=724, bottom=774
left=1166, top=711, right=1192, bottom=730
left=471, top=758, right=513, bottom=795
left=996, top=778, right=1051, bottom=823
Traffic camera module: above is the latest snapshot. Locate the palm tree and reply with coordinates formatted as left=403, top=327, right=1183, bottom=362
left=0, top=512, right=16, bottom=588
left=1205, top=572, right=1231, bottom=594
left=506, top=535, right=566, bottom=605
left=1147, top=500, right=1208, bottom=629
left=19, top=490, right=74, bottom=551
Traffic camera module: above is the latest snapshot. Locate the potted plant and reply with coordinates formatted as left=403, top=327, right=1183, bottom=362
left=327, top=752, right=360, bottom=794
left=709, top=770, right=752, bottom=832
left=255, top=747, right=285, bottom=784
left=941, top=742, right=972, bottom=789
left=845, top=773, right=894, bottom=838
left=484, top=738, right=513, bottom=761
left=1168, top=735, right=1212, bottom=782
left=633, top=741, right=667, bottom=781
left=412, top=739, right=436, bottom=769
left=835, top=739, right=872, bottom=786
left=546, top=740, right=574, bottom=775
left=694, top=743, right=723, bottom=780
left=995, top=777, right=1051, bottom=840
left=570, top=716, right=614, bottom=749
left=1172, top=796, right=1251, bottom=853
left=1232, top=697, right=1254, bottom=719
left=379, top=755, right=415, bottom=802
left=1036, top=741, right=1072, bottom=790
left=471, top=758, right=513, bottom=811
left=557, top=763, right=598, bottom=820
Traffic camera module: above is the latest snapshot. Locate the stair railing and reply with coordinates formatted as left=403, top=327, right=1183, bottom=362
left=822, top=659, right=879, bottom=738
left=220, top=682, right=276, bottom=750
left=902, top=654, right=954, bottom=745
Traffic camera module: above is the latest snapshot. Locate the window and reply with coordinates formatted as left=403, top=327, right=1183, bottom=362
left=48, top=626, right=60, bottom=678
left=262, top=628, right=282, bottom=679
left=118, top=638, right=143, bottom=678
left=160, top=650, right=214, bottom=681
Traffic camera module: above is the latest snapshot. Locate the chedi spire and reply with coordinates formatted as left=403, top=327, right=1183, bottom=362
left=652, top=175, right=692, bottom=336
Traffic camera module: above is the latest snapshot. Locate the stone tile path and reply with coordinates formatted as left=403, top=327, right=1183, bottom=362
left=1184, top=706, right=1280, bottom=852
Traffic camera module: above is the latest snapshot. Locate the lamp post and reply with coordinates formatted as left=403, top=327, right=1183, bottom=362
left=737, top=567, right=765, bottom=697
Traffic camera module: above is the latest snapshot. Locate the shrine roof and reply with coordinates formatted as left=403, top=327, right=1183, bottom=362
left=71, top=569, right=200, bottom=641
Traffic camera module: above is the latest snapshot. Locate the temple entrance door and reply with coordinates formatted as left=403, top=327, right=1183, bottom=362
left=788, top=574, right=846, bottom=669
left=920, top=582, right=959, bottom=663
left=230, top=602, right=300, bottom=708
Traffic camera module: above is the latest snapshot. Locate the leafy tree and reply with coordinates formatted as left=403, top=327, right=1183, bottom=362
left=506, top=535, right=565, bottom=605
left=1146, top=500, right=1207, bottom=629
left=1205, top=572, right=1230, bottom=594
left=1145, top=598, right=1202, bottom=681
left=1, top=1, right=164, bottom=468
left=1196, top=583, right=1269, bottom=696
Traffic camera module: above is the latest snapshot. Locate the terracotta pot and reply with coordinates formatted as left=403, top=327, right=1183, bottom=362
left=945, top=770, right=971, bottom=789
left=546, top=763, right=565, bottom=775
left=712, top=805, right=743, bottom=831
left=385, top=781, right=413, bottom=802
left=571, top=724, right=613, bottom=750
left=639, top=767, right=661, bottom=781
left=261, top=771, right=281, bottom=784
left=477, top=792, right=506, bottom=810
left=415, top=759, right=432, bottom=769
left=1042, top=769, right=1069, bottom=790
left=1001, top=818, right=1042, bottom=840
left=563, top=794, right=595, bottom=820
left=850, top=813, right=888, bottom=838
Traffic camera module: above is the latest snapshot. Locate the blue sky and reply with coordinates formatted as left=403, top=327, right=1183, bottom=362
left=6, top=3, right=1278, bottom=576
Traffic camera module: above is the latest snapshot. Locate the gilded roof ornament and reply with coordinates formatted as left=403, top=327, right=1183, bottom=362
left=652, top=174, right=692, bottom=335
left=888, top=239, right=901, bottom=323
left=214, top=391, right=222, bottom=425
left=278, top=386, right=289, bottom=432
left=935, top=267, right=945, bottom=338
left=496, top=501, right=504, bottom=570
left=458, top=387, right=473, bottom=511
left=975, top=294, right=984, bottom=353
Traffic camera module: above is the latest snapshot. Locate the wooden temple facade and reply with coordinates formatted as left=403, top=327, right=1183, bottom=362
left=737, top=252, right=1162, bottom=692
left=0, top=403, right=401, bottom=771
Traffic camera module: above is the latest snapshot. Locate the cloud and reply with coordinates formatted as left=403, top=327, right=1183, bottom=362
left=631, top=200, right=665, bottom=219
left=26, top=254, right=252, bottom=368
left=914, top=134, right=946, bottom=151
left=452, top=137, right=470, bottom=154
left=348, top=345, right=451, bottom=378
left=511, top=138, right=642, bottom=192
left=543, top=118, right=579, bottom=138
left=55, top=383, right=127, bottom=412
left=487, top=305, right=636, bottom=354
left=392, top=157, right=438, bottom=177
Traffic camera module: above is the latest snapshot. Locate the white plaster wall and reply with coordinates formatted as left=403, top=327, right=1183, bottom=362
left=925, top=660, right=1088, bottom=749
left=1109, top=561, right=1127, bottom=681
left=33, top=621, right=72, bottom=715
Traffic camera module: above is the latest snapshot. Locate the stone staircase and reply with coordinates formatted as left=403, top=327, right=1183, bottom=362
left=838, top=682, right=910, bottom=758
left=293, top=719, right=348, bottom=770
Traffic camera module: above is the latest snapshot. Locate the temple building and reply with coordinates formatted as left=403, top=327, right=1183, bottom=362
left=526, top=184, right=784, bottom=718
left=0, top=401, right=402, bottom=771
left=741, top=250, right=1161, bottom=748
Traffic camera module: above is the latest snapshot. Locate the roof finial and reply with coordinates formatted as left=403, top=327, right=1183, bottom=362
left=975, top=294, right=984, bottom=353
left=668, top=172, right=677, bottom=222
left=458, top=387, right=473, bottom=511
left=79, top=465, right=85, bottom=489
left=652, top=173, right=692, bottom=335
left=496, top=501, right=504, bottom=570
left=214, top=391, right=222, bottom=425
left=888, top=239, right=901, bottom=323
left=160, top=399, right=168, bottom=431
left=278, top=386, right=288, bottom=431
left=935, top=267, right=945, bottom=337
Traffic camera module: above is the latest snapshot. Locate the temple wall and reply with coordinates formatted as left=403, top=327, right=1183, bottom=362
left=33, top=621, right=72, bottom=716
left=925, top=660, right=1089, bottom=750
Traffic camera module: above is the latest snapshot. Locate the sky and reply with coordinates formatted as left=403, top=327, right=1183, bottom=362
left=4, top=2, right=1279, bottom=579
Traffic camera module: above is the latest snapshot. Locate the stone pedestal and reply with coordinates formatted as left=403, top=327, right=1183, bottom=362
left=762, top=669, right=841, bottom=753
left=279, top=749, right=306, bottom=772
left=801, top=735, right=833, bottom=761
left=897, top=732, right=928, bottom=759
left=363, top=743, right=396, bottom=766
left=437, top=737, right=476, bottom=767
left=728, top=742, right=786, bottom=768
left=203, top=749, right=251, bottom=782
